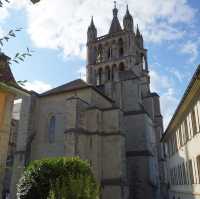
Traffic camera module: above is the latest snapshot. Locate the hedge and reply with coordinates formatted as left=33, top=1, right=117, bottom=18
left=17, top=157, right=99, bottom=199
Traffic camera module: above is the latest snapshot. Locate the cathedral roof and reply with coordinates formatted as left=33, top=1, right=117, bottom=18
left=41, top=79, right=88, bottom=96
left=40, top=79, right=114, bottom=102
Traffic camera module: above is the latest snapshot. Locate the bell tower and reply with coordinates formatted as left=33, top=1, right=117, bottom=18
left=86, top=3, right=149, bottom=89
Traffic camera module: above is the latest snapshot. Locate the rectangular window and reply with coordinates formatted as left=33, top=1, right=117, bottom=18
left=185, top=161, right=190, bottom=184
left=178, top=165, right=181, bottom=185
left=195, top=102, right=200, bottom=133
left=179, top=126, right=184, bottom=147
left=174, top=133, right=178, bottom=152
left=181, top=123, right=187, bottom=145
left=189, top=159, right=194, bottom=184
left=184, top=119, right=189, bottom=142
left=182, top=162, right=186, bottom=184
left=192, top=108, right=197, bottom=136
left=196, top=155, right=200, bottom=184
left=171, top=137, right=175, bottom=155
left=188, top=113, right=193, bottom=138
left=176, top=129, right=180, bottom=149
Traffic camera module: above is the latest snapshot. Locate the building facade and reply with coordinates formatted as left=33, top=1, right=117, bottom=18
left=0, top=53, right=27, bottom=199
left=9, top=5, right=167, bottom=199
left=162, top=65, right=200, bottom=199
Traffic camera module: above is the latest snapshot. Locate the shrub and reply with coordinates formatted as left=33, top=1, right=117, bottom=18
left=17, top=157, right=99, bottom=199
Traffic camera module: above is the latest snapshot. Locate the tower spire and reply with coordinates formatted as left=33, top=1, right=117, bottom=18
left=113, top=1, right=118, bottom=17
left=136, top=24, right=140, bottom=36
left=87, top=16, right=97, bottom=42
left=114, top=1, right=116, bottom=8
left=123, top=4, right=133, bottom=31
left=90, top=16, right=94, bottom=26
left=126, top=4, right=130, bottom=14
left=109, top=1, right=122, bottom=34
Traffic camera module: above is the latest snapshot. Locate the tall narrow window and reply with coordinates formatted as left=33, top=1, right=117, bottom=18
left=97, top=68, right=102, bottom=85
left=184, top=119, right=189, bottom=142
left=105, top=66, right=111, bottom=81
left=112, top=64, right=117, bottom=81
left=48, top=116, right=56, bottom=143
left=118, top=38, right=124, bottom=57
left=196, top=155, right=200, bottom=183
left=97, top=45, right=103, bottom=63
left=189, top=159, right=194, bottom=184
left=107, top=47, right=112, bottom=59
left=119, top=62, right=125, bottom=71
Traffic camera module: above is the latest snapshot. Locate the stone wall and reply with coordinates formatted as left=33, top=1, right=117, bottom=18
left=0, top=91, right=15, bottom=199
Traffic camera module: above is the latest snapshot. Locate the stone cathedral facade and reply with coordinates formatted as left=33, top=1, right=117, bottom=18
left=8, top=4, right=167, bottom=199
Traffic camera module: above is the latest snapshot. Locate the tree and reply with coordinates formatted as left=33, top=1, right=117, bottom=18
left=0, top=1, right=34, bottom=86
left=17, top=157, right=99, bottom=199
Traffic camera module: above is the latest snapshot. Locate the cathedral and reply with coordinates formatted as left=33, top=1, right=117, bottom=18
left=7, top=4, right=168, bottom=199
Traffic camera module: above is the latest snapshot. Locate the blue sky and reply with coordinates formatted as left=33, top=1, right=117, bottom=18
left=1, top=0, right=200, bottom=127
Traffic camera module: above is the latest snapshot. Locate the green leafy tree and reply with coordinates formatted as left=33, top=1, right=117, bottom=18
left=0, top=0, right=34, bottom=86
left=17, top=157, right=99, bottom=199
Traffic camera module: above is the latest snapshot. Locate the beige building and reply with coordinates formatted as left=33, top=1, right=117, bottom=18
left=9, top=4, right=167, bottom=199
left=162, top=65, right=200, bottom=199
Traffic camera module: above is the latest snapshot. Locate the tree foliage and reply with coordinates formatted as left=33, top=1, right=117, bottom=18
left=0, top=0, right=35, bottom=86
left=0, top=0, right=10, bottom=7
left=17, top=157, right=99, bottom=199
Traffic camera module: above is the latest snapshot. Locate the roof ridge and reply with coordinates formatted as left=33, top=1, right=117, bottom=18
left=40, top=79, right=89, bottom=96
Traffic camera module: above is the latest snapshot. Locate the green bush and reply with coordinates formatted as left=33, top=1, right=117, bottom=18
left=17, top=157, right=99, bottom=199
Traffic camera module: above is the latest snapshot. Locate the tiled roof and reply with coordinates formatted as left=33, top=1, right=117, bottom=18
left=40, top=78, right=114, bottom=103
left=40, top=79, right=89, bottom=96
left=0, top=53, right=16, bottom=84
left=0, top=53, right=30, bottom=94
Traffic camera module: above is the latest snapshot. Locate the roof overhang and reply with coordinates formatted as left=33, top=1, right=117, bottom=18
left=0, top=82, right=30, bottom=97
left=162, top=64, right=200, bottom=142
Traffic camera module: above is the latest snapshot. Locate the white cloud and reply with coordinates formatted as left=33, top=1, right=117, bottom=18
left=169, top=68, right=185, bottom=82
left=180, top=40, right=200, bottom=63
left=22, top=80, right=52, bottom=93
left=143, top=23, right=185, bottom=43
left=3, top=0, right=195, bottom=59
left=150, top=70, right=178, bottom=129
left=160, top=88, right=178, bottom=129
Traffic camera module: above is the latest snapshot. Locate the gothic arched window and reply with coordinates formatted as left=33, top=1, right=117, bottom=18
left=118, top=38, right=124, bottom=57
left=107, top=47, right=112, bottom=59
left=119, top=62, right=125, bottom=71
left=48, top=115, right=56, bottom=143
left=112, top=64, right=117, bottom=80
left=97, top=45, right=103, bottom=63
left=105, top=66, right=111, bottom=81
left=97, top=68, right=102, bottom=85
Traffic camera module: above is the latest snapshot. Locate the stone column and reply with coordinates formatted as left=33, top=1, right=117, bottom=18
left=10, top=95, right=32, bottom=199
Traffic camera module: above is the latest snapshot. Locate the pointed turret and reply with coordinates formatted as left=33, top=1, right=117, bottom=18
left=109, top=2, right=122, bottom=34
left=123, top=5, right=134, bottom=31
left=136, top=24, right=140, bottom=37
left=136, top=24, right=144, bottom=48
left=87, top=16, right=97, bottom=42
